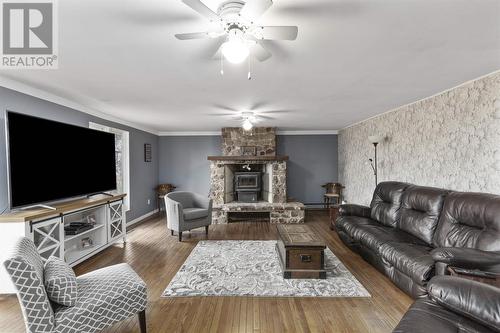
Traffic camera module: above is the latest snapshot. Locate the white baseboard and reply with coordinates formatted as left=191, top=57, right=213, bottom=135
left=127, top=209, right=159, bottom=227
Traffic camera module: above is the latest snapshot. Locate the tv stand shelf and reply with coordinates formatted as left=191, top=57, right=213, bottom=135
left=0, top=193, right=127, bottom=294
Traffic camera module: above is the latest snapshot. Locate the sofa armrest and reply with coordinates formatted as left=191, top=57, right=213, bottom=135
left=428, top=276, right=500, bottom=332
left=338, top=204, right=371, bottom=218
left=431, top=248, right=500, bottom=273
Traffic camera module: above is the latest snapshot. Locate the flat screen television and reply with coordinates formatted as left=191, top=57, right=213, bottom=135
left=6, top=111, right=117, bottom=209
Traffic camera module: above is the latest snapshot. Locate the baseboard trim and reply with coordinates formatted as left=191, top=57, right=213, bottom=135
left=128, top=209, right=159, bottom=227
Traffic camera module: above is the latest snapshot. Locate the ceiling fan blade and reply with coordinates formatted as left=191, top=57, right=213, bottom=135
left=211, top=103, right=237, bottom=112
left=261, top=109, right=294, bottom=114
left=175, top=32, right=213, bottom=40
left=251, top=42, right=272, bottom=62
left=254, top=26, right=298, bottom=40
left=204, top=36, right=226, bottom=59
left=257, top=115, right=275, bottom=120
left=240, top=0, right=273, bottom=21
left=182, top=0, right=220, bottom=22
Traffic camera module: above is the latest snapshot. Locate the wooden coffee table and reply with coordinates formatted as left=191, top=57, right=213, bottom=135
left=276, top=224, right=327, bottom=279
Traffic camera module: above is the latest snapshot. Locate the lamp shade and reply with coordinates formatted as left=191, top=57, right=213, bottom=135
left=368, top=135, right=384, bottom=144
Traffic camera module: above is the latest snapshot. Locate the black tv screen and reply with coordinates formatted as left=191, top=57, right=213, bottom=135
left=7, top=112, right=117, bottom=208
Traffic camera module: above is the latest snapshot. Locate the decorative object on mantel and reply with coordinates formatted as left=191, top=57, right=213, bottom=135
left=322, top=182, right=344, bottom=208
left=144, top=143, right=152, bottom=162
left=162, top=240, right=370, bottom=298
left=156, top=183, right=176, bottom=215
left=368, top=135, right=384, bottom=187
left=241, top=145, right=257, bottom=156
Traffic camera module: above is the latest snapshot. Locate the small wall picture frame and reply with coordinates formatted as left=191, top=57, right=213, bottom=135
left=144, top=143, right=152, bottom=162
left=241, top=146, right=257, bottom=156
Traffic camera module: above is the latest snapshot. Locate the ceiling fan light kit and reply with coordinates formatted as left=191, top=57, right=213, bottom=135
left=221, top=29, right=250, bottom=64
left=175, top=0, right=298, bottom=78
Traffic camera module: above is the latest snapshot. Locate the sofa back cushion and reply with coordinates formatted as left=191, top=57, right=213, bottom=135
left=370, top=181, right=412, bottom=227
left=433, top=192, right=500, bottom=250
left=398, top=186, right=449, bottom=244
left=3, top=237, right=55, bottom=332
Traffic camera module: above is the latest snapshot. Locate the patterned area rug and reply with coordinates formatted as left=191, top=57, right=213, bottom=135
left=162, top=240, right=370, bottom=298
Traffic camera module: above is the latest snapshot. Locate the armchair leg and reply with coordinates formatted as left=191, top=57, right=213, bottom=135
left=138, top=310, right=147, bottom=333
left=171, top=230, right=174, bottom=236
left=179, top=232, right=182, bottom=242
left=205, top=225, right=209, bottom=236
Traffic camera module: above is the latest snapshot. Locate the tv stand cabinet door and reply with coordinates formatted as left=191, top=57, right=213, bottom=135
left=28, top=217, right=64, bottom=263
left=107, top=201, right=126, bottom=243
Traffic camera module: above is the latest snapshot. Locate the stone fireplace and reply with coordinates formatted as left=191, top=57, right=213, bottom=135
left=208, top=127, right=304, bottom=224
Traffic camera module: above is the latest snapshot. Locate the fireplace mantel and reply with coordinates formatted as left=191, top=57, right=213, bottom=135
left=207, top=155, right=289, bottom=161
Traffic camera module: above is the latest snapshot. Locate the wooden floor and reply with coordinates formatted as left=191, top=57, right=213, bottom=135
left=0, top=211, right=413, bottom=333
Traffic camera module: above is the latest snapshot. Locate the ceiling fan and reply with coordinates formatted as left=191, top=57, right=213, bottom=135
left=175, top=0, right=298, bottom=64
left=210, top=102, right=293, bottom=130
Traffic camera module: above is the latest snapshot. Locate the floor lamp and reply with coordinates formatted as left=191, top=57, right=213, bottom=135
left=368, top=135, right=384, bottom=187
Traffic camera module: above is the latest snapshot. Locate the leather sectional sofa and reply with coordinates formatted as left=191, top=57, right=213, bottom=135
left=393, top=276, right=500, bottom=333
left=336, top=181, right=500, bottom=298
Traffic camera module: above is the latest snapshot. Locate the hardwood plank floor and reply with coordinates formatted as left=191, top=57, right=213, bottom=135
left=0, top=211, right=413, bottom=333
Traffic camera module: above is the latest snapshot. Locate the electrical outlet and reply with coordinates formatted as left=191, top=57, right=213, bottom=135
left=147, top=199, right=151, bottom=205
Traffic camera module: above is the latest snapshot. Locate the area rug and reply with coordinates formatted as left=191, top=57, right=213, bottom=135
left=162, top=240, right=370, bottom=298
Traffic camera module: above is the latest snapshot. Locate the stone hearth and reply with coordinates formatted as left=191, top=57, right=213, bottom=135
left=208, top=127, right=305, bottom=224
left=213, top=202, right=305, bottom=224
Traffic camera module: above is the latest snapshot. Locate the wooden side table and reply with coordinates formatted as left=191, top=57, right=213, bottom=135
left=447, top=266, right=500, bottom=288
left=156, top=184, right=176, bottom=216
left=329, top=205, right=339, bottom=230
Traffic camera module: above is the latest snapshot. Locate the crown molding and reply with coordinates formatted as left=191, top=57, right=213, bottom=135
left=276, top=130, right=339, bottom=135
left=159, top=130, right=338, bottom=136
left=158, top=131, right=221, bottom=136
left=0, top=76, right=160, bottom=135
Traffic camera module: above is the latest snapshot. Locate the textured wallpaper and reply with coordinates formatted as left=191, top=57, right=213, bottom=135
left=339, top=71, right=500, bottom=205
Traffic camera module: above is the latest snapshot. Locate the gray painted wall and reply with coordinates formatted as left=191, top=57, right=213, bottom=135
left=159, top=136, right=221, bottom=196
left=158, top=134, right=338, bottom=204
left=0, top=87, right=159, bottom=222
left=277, top=135, right=338, bottom=203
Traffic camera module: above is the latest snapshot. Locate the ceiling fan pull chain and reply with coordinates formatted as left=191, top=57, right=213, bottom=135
left=220, top=52, right=224, bottom=76
left=247, top=56, right=252, bottom=80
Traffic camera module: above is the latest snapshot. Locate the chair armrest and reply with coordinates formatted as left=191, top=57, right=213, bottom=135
left=338, top=204, right=371, bottom=218
left=431, top=248, right=500, bottom=273
left=428, top=276, right=500, bottom=332
left=165, top=197, right=183, bottom=230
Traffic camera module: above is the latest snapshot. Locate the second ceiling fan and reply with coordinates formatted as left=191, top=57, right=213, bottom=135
left=175, top=0, right=298, bottom=64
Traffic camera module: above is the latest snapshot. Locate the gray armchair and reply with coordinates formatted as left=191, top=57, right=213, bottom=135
left=3, top=237, right=148, bottom=333
left=165, top=191, right=213, bottom=241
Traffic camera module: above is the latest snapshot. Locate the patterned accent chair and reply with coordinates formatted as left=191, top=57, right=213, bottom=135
left=165, top=191, right=213, bottom=241
left=3, top=237, right=148, bottom=333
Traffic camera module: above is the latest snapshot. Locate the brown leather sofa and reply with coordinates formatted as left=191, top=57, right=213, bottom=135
left=393, top=276, right=500, bottom=333
left=336, top=181, right=500, bottom=298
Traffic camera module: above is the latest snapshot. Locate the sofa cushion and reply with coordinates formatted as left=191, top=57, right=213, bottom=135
left=433, top=192, right=500, bottom=250
left=54, top=263, right=147, bottom=333
left=357, top=226, right=425, bottom=252
left=183, top=208, right=209, bottom=221
left=393, top=298, right=494, bottom=333
left=380, top=242, right=434, bottom=284
left=336, top=216, right=379, bottom=235
left=370, top=182, right=411, bottom=227
left=398, top=186, right=449, bottom=245
left=44, top=256, right=78, bottom=307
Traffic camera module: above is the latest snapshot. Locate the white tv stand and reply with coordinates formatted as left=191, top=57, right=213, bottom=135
left=0, top=194, right=126, bottom=294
